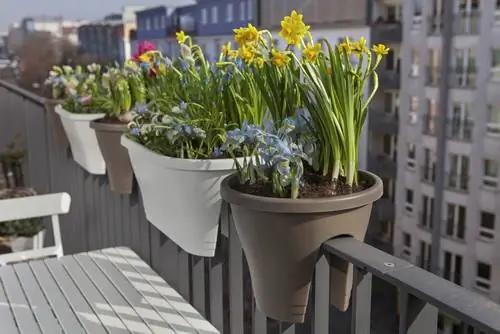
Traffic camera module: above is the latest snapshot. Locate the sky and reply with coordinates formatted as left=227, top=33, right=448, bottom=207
left=0, top=0, right=169, bottom=32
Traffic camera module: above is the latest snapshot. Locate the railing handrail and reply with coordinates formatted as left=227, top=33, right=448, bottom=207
left=0, top=79, right=46, bottom=106
left=323, top=238, right=500, bottom=334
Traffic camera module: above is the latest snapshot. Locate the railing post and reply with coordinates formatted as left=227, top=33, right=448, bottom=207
left=350, top=269, right=372, bottom=334
left=398, top=291, right=438, bottom=334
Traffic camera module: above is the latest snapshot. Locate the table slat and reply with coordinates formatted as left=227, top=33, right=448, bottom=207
left=12, top=262, right=63, bottom=334
left=29, top=260, right=86, bottom=334
left=0, top=266, right=42, bottom=334
left=0, top=270, right=20, bottom=334
left=44, top=258, right=109, bottom=334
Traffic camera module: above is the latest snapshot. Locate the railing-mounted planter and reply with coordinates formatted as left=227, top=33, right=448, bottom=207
left=122, top=135, right=238, bottom=257
left=0, top=188, right=46, bottom=255
left=44, top=99, right=69, bottom=149
left=90, top=121, right=133, bottom=194
left=54, top=105, right=106, bottom=175
left=221, top=171, right=383, bottom=323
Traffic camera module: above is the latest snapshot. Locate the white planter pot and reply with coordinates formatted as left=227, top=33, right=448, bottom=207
left=54, top=105, right=106, bottom=175
left=7, top=230, right=45, bottom=252
left=122, top=135, right=239, bottom=257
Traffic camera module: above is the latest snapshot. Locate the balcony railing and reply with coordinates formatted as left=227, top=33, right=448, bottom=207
left=368, top=153, right=397, bottom=178
left=371, top=20, right=402, bottom=43
left=422, top=115, right=473, bottom=142
left=426, top=67, right=477, bottom=89
left=427, top=12, right=481, bottom=36
left=2, top=80, right=500, bottom=333
left=379, top=68, right=401, bottom=89
left=368, top=108, right=399, bottom=134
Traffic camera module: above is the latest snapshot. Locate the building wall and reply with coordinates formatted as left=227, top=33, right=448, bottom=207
left=395, top=0, right=500, bottom=302
left=260, top=0, right=368, bottom=30
left=195, top=0, right=253, bottom=36
left=136, top=6, right=168, bottom=41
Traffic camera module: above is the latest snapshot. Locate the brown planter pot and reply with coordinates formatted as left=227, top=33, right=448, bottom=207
left=44, top=99, right=69, bottom=149
left=220, top=171, right=383, bottom=323
left=90, top=120, right=134, bottom=194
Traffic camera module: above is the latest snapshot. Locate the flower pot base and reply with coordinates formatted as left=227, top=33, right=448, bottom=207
left=91, top=120, right=133, bottom=194
left=221, top=171, right=383, bottom=323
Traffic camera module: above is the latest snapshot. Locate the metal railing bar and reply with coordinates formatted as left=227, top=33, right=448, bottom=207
left=0, top=79, right=46, bottom=106
left=323, top=238, right=500, bottom=334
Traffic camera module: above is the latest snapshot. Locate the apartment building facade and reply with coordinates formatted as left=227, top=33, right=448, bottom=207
left=395, top=0, right=500, bottom=318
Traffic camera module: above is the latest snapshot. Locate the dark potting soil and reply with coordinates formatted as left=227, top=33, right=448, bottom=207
left=96, top=117, right=128, bottom=124
left=233, top=169, right=372, bottom=199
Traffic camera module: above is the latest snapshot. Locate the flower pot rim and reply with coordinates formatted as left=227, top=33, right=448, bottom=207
left=121, top=134, right=244, bottom=172
left=221, top=171, right=383, bottom=213
left=90, top=118, right=128, bottom=132
left=54, top=105, right=105, bottom=121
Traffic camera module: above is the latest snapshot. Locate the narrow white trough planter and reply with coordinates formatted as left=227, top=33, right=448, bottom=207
left=8, top=230, right=45, bottom=252
left=122, top=135, right=239, bottom=257
left=54, top=105, right=106, bottom=175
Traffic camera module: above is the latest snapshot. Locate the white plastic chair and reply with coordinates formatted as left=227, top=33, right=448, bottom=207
left=0, top=192, right=71, bottom=265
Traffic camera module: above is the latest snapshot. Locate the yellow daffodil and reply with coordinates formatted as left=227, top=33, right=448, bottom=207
left=353, top=37, right=369, bottom=54
left=372, top=44, right=390, bottom=56
left=337, top=37, right=355, bottom=54
left=238, top=45, right=255, bottom=63
left=254, top=57, right=265, bottom=68
left=279, top=10, right=310, bottom=48
left=176, top=31, right=187, bottom=44
left=233, top=24, right=259, bottom=46
left=229, top=50, right=239, bottom=59
left=303, top=43, right=322, bottom=62
left=271, top=49, right=290, bottom=67
left=138, top=53, right=151, bottom=63
left=222, top=41, right=232, bottom=55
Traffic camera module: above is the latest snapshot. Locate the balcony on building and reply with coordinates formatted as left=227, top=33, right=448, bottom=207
left=379, top=66, right=401, bottom=90
left=368, top=106, right=399, bottom=135
left=3, top=72, right=500, bottom=333
left=368, top=152, right=397, bottom=178
left=422, top=113, right=473, bottom=142
left=371, top=18, right=402, bottom=44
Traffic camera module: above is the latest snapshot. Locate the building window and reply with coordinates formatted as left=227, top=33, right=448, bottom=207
left=154, top=16, right=159, bottom=29
left=408, top=96, right=418, bottom=124
left=443, top=251, right=462, bottom=285
left=475, top=261, right=491, bottom=292
left=407, top=143, right=416, bottom=168
left=247, top=0, right=253, bottom=20
left=226, top=3, right=233, bottom=22
left=201, top=8, right=208, bottom=25
left=487, top=105, right=500, bottom=135
left=421, top=195, right=434, bottom=229
left=146, top=18, right=151, bottom=30
left=212, top=6, right=218, bottom=24
left=483, top=159, right=499, bottom=188
left=419, top=241, right=431, bottom=270
left=479, top=211, right=495, bottom=240
left=405, top=189, right=414, bottom=214
left=445, top=203, right=466, bottom=240
left=491, top=48, right=500, bottom=81
left=402, top=232, right=411, bottom=257
left=239, top=1, right=246, bottom=21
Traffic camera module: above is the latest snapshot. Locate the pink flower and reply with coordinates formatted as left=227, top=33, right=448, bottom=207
left=133, top=41, right=157, bottom=62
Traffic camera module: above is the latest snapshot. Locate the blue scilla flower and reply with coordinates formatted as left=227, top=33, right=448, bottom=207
left=212, top=146, right=225, bottom=158
left=140, top=62, right=150, bottom=71
left=235, top=58, right=244, bottom=71
left=179, top=59, right=189, bottom=72
left=275, top=158, right=291, bottom=176
left=130, top=127, right=140, bottom=136
left=180, top=101, right=188, bottom=110
left=135, top=102, right=148, bottom=115
left=164, top=56, right=173, bottom=68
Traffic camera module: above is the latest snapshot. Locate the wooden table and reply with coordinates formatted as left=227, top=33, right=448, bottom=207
left=0, top=247, right=220, bottom=334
